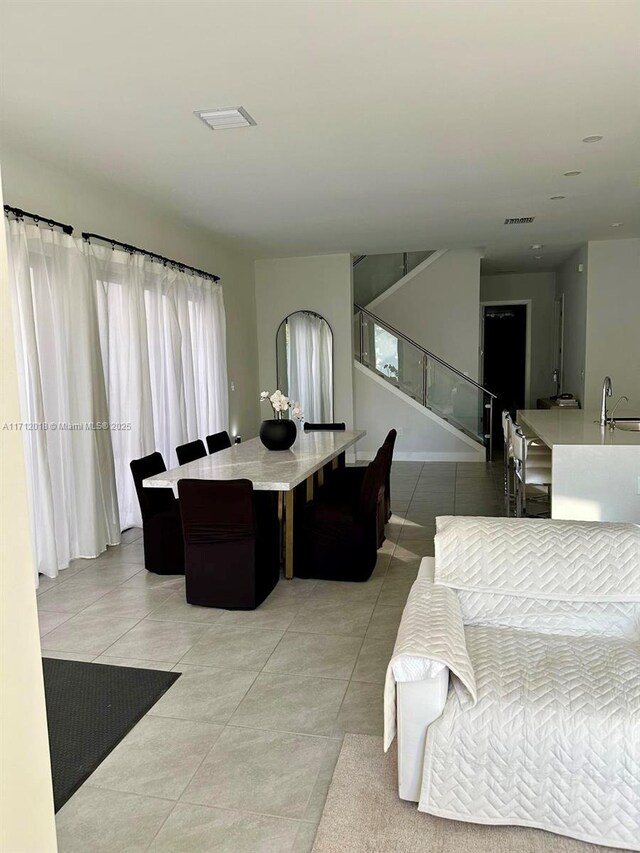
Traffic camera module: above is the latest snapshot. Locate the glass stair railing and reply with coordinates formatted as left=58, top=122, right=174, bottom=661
left=353, top=251, right=434, bottom=306
left=354, top=303, right=496, bottom=459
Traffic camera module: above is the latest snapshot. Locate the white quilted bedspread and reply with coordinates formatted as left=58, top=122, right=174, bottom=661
left=383, top=559, right=476, bottom=752
left=387, top=519, right=640, bottom=849
left=420, top=625, right=640, bottom=851
left=457, top=590, right=640, bottom=638
left=435, top=516, right=640, bottom=601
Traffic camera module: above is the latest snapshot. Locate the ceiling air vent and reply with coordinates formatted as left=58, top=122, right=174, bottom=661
left=504, top=217, right=535, bottom=225
left=194, top=107, right=257, bottom=130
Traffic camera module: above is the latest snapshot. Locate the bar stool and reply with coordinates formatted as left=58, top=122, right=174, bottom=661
left=509, top=418, right=551, bottom=462
left=501, top=411, right=514, bottom=510
left=512, top=427, right=552, bottom=517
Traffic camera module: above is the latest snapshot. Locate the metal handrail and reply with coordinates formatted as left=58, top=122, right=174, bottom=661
left=354, top=303, right=497, bottom=398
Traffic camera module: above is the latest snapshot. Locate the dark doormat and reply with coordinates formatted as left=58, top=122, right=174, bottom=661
left=42, top=657, right=180, bottom=812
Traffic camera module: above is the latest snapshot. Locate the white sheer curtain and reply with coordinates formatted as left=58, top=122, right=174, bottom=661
left=90, top=247, right=155, bottom=530
left=287, top=311, right=332, bottom=422
left=87, top=243, right=228, bottom=529
left=6, top=221, right=120, bottom=581
left=5, top=219, right=229, bottom=581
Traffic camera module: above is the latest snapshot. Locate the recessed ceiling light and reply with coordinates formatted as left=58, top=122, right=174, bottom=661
left=582, top=135, right=603, bottom=143
left=564, top=170, right=581, bottom=176
left=550, top=195, right=566, bottom=201
left=531, top=244, right=543, bottom=250
left=610, top=222, right=623, bottom=227
left=535, top=255, right=543, bottom=260
left=194, top=107, right=257, bottom=130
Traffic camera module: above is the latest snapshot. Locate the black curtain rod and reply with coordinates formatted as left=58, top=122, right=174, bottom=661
left=4, top=205, right=74, bottom=235
left=82, top=232, right=221, bottom=282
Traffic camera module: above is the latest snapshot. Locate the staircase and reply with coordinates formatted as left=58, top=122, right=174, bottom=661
left=353, top=250, right=435, bottom=305
left=353, top=301, right=496, bottom=459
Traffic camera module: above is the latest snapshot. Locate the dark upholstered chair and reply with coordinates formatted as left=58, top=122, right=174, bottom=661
left=322, top=429, right=397, bottom=530
left=206, top=430, right=232, bottom=454
left=381, top=429, right=397, bottom=521
left=176, top=439, right=207, bottom=465
left=177, top=479, right=279, bottom=609
left=295, top=448, right=387, bottom=582
left=303, top=423, right=346, bottom=431
left=130, top=452, right=184, bottom=575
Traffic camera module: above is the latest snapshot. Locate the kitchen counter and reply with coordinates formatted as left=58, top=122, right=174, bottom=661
left=516, top=409, right=640, bottom=524
left=517, top=409, right=640, bottom=448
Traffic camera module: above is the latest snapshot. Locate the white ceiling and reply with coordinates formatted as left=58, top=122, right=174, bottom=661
left=1, top=0, right=639, bottom=270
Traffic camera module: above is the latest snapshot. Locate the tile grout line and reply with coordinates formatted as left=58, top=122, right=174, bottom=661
left=326, top=464, right=426, bottom=737
left=55, top=462, right=510, bottom=850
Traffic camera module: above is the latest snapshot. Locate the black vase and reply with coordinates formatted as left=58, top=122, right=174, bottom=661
left=259, top=418, right=297, bottom=451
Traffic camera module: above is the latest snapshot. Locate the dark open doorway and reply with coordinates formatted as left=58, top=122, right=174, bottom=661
left=482, top=303, right=528, bottom=447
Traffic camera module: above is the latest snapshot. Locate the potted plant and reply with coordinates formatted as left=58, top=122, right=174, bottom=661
left=259, top=390, right=304, bottom=450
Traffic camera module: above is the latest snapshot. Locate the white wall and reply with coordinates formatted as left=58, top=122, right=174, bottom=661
left=556, top=245, right=589, bottom=404
left=368, top=248, right=482, bottom=380
left=0, top=146, right=260, bottom=439
left=354, top=364, right=485, bottom=462
left=584, top=238, right=640, bottom=414
left=0, top=171, right=57, bottom=852
left=480, top=272, right=556, bottom=406
left=254, top=254, right=354, bottom=427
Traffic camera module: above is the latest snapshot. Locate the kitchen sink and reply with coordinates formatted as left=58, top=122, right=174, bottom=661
left=612, top=419, right=640, bottom=431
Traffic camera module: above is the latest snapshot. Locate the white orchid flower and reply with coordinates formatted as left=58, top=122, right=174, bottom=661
left=270, top=390, right=289, bottom=411
left=260, top=389, right=295, bottom=415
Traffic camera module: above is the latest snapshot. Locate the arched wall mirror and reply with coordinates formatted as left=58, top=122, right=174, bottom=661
left=276, top=311, right=334, bottom=422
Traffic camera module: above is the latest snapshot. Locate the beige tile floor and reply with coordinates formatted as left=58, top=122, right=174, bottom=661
left=39, top=461, right=505, bottom=853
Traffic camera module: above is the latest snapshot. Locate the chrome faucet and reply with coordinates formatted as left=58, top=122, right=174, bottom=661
left=599, top=376, right=612, bottom=426
left=608, top=395, right=629, bottom=428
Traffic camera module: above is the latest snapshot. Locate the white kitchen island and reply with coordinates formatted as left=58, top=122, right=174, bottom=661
left=517, top=409, right=640, bottom=523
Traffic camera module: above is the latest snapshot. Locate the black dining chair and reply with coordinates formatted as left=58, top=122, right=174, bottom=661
left=178, top=479, right=279, bottom=609
left=295, top=445, right=387, bottom=582
left=303, top=423, right=346, bottom=431
left=206, top=430, right=232, bottom=454
left=176, top=439, right=207, bottom=465
left=130, top=452, right=184, bottom=575
left=321, top=429, right=397, bottom=531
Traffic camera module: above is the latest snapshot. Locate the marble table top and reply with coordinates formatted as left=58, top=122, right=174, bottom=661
left=143, top=429, right=366, bottom=494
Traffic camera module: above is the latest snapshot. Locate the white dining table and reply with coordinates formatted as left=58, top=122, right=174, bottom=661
left=143, top=429, right=366, bottom=578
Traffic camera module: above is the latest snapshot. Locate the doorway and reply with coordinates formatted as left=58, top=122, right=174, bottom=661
left=481, top=302, right=529, bottom=447
left=552, top=295, right=565, bottom=396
